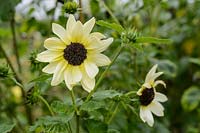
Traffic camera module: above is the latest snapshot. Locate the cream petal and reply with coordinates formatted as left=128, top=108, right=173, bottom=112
left=66, top=14, right=76, bottom=34
left=145, top=64, right=158, bottom=83
left=154, top=80, right=166, bottom=88
left=70, top=21, right=84, bottom=42
left=51, top=60, right=67, bottom=86
left=44, top=37, right=66, bottom=50
left=155, top=92, right=168, bottom=102
left=151, top=72, right=163, bottom=81
left=153, top=100, right=164, bottom=111
left=64, top=66, right=74, bottom=90
left=145, top=108, right=154, bottom=127
left=42, top=61, right=61, bottom=74
left=89, top=53, right=111, bottom=66
left=140, top=106, right=154, bottom=127
left=83, top=17, right=95, bottom=35
left=52, top=23, right=69, bottom=44
left=139, top=106, right=147, bottom=122
left=36, top=50, right=63, bottom=62
left=149, top=102, right=164, bottom=116
left=84, top=60, right=99, bottom=78
left=71, top=66, right=82, bottom=83
left=137, top=87, right=145, bottom=96
left=90, top=32, right=105, bottom=39
left=81, top=75, right=95, bottom=92
left=88, top=38, right=113, bottom=53
left=142, top=82, right=151, bottom=89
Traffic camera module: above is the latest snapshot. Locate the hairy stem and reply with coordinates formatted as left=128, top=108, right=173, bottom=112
left=86, top=45, right=124, bottom=101
left=107, top=103, right=119, bottom=124
left=67, top=122, right=73, bottom=133
left=70, top=89, right=80, bottom=133
left=98, top=0, right=120, bottom=24
left=10, top=12, right=21, bottom=73
left=37, top=95, right=55, bottom=116
left=78, top=0, right=84, bottom=23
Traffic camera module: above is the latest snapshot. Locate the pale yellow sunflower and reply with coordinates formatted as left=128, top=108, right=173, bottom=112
left=36, top=15, right=113, bottom=92
left=137, top=64, right=168, bottom=127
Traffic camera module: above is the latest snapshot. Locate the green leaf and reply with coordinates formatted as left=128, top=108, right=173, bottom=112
left=93, top=90, right=122, bottom=100
left=51, top=100, right=67, bottom=114
left=29, top=113, right=74, bottom=132
left=96, top=20, right=125, bottom=33
left=181, top=86, right=200, bottom=111
left=189, top=58, right=200, bottom=66
left=86, top=120, right=108, bottom=133
left=29, top=74, right=52, bottom=83
left=0, top=122, right=15, bottom=133
left=135, top=37, right=173, bottom=44
left=80, top=101, right=106, bottom=111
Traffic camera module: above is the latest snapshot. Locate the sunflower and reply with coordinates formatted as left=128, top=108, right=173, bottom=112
left=36, top=15, right=113, bottom=92
left=137, top=64, right=168, bottom=127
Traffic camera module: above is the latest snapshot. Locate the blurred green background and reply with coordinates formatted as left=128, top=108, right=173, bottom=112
left=0, top=0, right=200, bottom=132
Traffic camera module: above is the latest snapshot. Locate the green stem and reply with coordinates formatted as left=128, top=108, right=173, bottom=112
left=67, top=122, right=73, bottom=133
left=107, top=103, right=119, bottom=124
left=86, top=45, right=124, bottom=102
left=70, top=89, right=80, bottom=133
left=37, top=95, right=55, bottom=116
left=97, top=0, right=120, bottom=24
left=78, top=0, right=84, bottom=23
left=10, top=12, right=21, bottom=73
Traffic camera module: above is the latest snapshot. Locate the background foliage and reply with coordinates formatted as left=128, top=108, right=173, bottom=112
left=0, top=0, right=200, bottom=132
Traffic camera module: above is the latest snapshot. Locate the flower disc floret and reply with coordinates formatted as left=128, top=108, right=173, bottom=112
left=63, top=43, right=87, bottom=65
left=139, top=88, right=155, bottom=106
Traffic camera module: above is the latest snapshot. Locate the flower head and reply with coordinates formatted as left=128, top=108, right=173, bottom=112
left=137, top=64, right=167, bottom=127
left=36, top=15, right=113, bottom=92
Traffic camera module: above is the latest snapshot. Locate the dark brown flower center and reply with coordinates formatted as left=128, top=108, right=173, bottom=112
left=139, top=88, right=155, bottom=106
left=63, top=43, right=87, bottom=66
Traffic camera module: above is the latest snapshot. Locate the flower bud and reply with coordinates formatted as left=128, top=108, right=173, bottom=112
left=26, top=87, right=40, bottom=105
left=0, top=64, right=10, bottom=78
left=63, top=1, right=79, bottom=14
left=29, top=50, right=44, bottom=72
left=121, top=29, right=138, bottom=44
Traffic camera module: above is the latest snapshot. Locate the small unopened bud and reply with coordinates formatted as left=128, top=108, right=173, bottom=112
left=29, top=50, right=44, bottom=72
left=26, top=87, right=40, bottom=105
left=63, top=1, right=79, bottom=14
left=0, top=64, right=11, bottom=78
left=121, top=29, right=138, bottom=44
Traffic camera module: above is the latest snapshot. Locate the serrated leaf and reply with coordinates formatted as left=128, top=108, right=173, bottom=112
left=0, top=122, right=16, bottom=133
left=93, top=90, right=122, bottom=100
left=29, top=74, right=52, bottom=83
left=80, top=101, right=105, bottom=111
left=29, top=113, right=74, bottom=132
left=181, top=86, right=200, bottom=111
left=51, top=100, right=67, bottom=114
left=96, top=20, right=125, bottom=33
left=86, top=120, right=108, bottom=133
